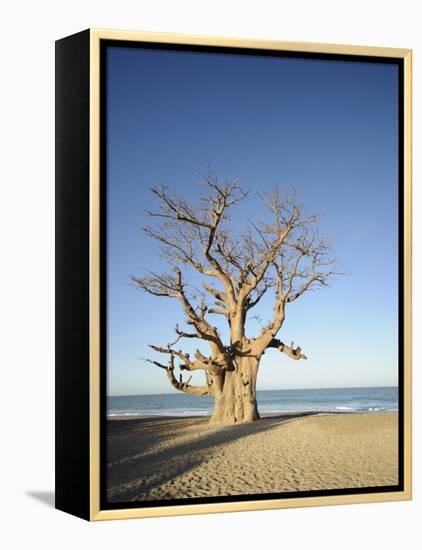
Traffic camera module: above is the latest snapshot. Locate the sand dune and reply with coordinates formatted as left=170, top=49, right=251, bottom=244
left=106, top=412, right=398, bottom=503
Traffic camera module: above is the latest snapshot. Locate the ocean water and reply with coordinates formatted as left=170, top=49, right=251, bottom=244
left=107, top=386, right=398, bottom=418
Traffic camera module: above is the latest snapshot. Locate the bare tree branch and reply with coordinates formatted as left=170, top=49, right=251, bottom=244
left=145, top=349, right=215, bottom=396
left=132, top=267, right=226, bottom=354
left=144, top=178, right=248, bottom=307
left=267, top=338, right=308, bottom=360
left=134, top=180, right=339, bottom=412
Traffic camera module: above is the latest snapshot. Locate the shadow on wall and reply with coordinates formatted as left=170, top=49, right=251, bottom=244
left=26, top=491, right=55, bottom=508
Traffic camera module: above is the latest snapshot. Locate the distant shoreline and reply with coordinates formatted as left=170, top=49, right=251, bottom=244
left=106, top=412, right=398, bottom=503
left=107, top=386, right=398, bottom=419
left=109, top=385, right=398, bottom=399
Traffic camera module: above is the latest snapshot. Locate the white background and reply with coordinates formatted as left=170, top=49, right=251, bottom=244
left=0, top=1, right=420, bottom=548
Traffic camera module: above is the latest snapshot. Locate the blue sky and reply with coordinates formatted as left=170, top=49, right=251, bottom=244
left=106, top=46, right=399, bottom=396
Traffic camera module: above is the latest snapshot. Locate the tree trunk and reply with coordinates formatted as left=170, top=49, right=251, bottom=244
left=210, top=357, right=260, bottom=424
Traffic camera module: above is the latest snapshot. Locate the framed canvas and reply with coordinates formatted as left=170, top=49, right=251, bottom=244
left=55, top=29, right=412, bottom=521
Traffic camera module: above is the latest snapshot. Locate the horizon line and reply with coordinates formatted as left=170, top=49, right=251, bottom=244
left=108, top=384, right=398, bottom=398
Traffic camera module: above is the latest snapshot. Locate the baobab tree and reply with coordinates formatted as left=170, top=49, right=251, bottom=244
left=133, top=178, right=337, bottom=424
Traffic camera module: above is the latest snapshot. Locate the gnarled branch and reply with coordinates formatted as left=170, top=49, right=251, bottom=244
left=166, top=365, right=213, bottom=395
left=145, top=351, right=215, bottom=396
left=267, top=338, right=307, bottom=360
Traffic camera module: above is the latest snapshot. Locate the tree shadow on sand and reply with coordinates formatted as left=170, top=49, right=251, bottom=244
left=107, top=412, right=318, bottom=503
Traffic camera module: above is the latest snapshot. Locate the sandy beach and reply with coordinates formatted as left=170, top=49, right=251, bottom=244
left=106, top=412, right=398, bottom=503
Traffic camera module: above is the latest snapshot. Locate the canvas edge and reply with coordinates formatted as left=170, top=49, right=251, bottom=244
left=55, top=29, right=91, bottom=521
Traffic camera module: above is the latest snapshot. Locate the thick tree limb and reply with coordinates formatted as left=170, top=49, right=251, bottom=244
left=202, top=283, right=228, bottom=303
left=166, top=365, right=213, bottom=395
left=149, top=344, right=211, bottom=372
left=267, top=338, right=307, bottom=360
left=145, top=351, right=215, bottom=396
